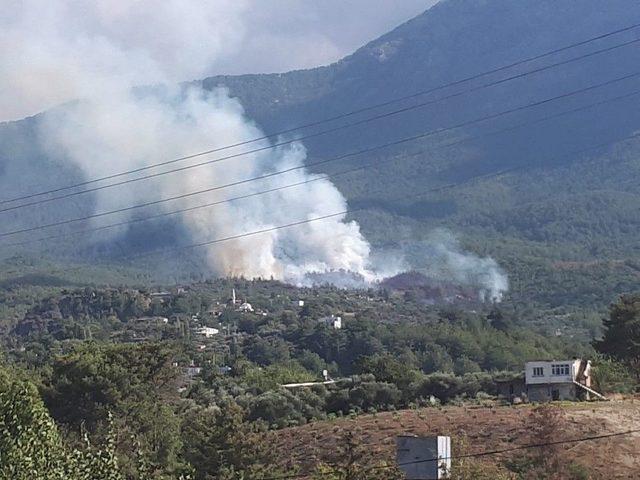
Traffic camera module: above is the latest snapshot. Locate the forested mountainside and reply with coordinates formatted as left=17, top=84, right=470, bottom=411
left=203, top=0, right=640, bottom=308
left=4, top=3, right=640, bottom=478
left=1, top=0, right=640, bottom=308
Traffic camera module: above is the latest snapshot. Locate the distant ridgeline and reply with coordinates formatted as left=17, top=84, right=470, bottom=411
left=2, top=0, right=640, bottom=307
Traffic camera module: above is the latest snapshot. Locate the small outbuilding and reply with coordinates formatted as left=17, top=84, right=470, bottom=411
left=396, top=435, right=451, bottom=479
left=194, top=326, right=219, bottom=338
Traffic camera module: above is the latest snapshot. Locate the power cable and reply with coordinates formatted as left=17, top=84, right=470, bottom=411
left=116, top=130, right=640, bottom=265
left=2, top=20, right=639, bottom=205
left=2, top=34, right=639, bottom=212
left=2, top=69, right=638, bottom=238
left=21, top=117, right=640, bottom=279
left=5, top=87, right=640, bottom=248
left=33, top=165, right=522, bottom=279
left=258, top=428, right=640, bottom=480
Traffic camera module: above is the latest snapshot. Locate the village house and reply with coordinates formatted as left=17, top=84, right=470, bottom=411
left=185, top=365, right=202, bottom=377
left=134, top=316, right=169, bottom=324
left=237, top=301, right=254, bottom=313
left=319, top=314, right=342, bottom=329
left=194, top=326, right=219, bottom=338
left=149, top=291, right=172, bottom=301
left=497, top=359, right=605, bottom=402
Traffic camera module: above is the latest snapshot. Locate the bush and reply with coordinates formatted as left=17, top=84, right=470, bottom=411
left=591, top=355, right=638, bottom=394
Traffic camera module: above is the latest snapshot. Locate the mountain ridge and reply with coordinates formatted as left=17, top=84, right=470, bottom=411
left=2, top=0, right=640, bottom=308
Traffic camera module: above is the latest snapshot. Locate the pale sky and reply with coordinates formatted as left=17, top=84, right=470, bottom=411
left=210, top=0, right=439, bottom=74
left=0, top=0, right=438, bottom=121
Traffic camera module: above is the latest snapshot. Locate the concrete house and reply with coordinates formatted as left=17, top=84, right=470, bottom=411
left=497, top=359, right=605, bottom=402
left=194, top=326, right=219, bottom=338
left=237, top=301, right=254, bottom=313
left=319, top=314, right=342, bottom=329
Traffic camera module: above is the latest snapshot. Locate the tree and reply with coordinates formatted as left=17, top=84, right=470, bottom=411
left=42, top=342, right=179, bottom=428
left=181, top=401, right=279, bottom=480
left=0, top=366, right=127, bottom=480
left=40, top=342, right=183, bottom=476
left=413, top=373, right=463, bottom=403
left=486, top=308, right=512, bottom=332
left=590, top=354, right=637, bottom=393
left=0, top=370, right=70, bottom=480
left=595, top=293, right=640, bottom=378
left=311, top=428, right=402, bottom=480
left=356, top=354, right=420, bottom=391
left=506, top=405, right=588, bottom=480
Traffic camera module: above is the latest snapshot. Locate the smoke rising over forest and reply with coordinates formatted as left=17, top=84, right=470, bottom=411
left=0, top=0, right=507, bottom=300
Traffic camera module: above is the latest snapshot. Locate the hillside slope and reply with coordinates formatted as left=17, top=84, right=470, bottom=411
left=269, top=401, right=640, bottom=478
left=199, top=0, right=640, bottom=308
left=1, top=0, right=640, bottom=308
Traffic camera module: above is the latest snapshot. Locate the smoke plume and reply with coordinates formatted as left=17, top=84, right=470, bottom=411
left=395, top=230, right=509, bottom=302
left=37, top=85, right=388, bottom=284
left=1, top=1, right=507, bottom=299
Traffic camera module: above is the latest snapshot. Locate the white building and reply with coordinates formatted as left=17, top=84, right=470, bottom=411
left=238, top=302, right=254, bottom=313
left=319, top=314, right=342, bottom=329
left=195, top=326, right=219, bottom=338
left=185, top=366, right=202, bottom=377
left=396, top=436, right=451, bottom=479
left=524, top=359, right=601, bottom=402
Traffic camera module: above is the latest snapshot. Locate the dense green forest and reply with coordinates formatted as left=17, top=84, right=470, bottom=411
left=2, top=1, right=640, bottom=477
left=1, top=278, right=638, bottom=478
left=2, top=1, right=640, bottom=311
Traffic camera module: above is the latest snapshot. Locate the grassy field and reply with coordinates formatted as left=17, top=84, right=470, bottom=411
left=269, top=399, right=640, bottom=478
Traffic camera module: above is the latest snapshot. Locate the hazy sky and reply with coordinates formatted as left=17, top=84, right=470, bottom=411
left=0, top=0, right=437, bottom=121
left=211, top=0, right=438, bottom=74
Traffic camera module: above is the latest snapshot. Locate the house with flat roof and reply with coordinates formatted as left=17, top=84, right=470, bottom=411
left=194, top=326, right=219, bottom=338
left=497, top=359, right=605, bottom=402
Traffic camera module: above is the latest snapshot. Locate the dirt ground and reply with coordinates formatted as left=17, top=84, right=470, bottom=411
left=270, top=399, right=640, bottom=478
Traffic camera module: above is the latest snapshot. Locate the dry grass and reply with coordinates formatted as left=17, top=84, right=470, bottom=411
left=269, top=399, right=640, bottom=478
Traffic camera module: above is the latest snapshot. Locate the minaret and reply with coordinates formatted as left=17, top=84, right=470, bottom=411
left=232, top=288, right=236, bottom=305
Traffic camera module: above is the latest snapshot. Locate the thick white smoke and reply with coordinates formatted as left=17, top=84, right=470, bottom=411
left=38, top=85, right=385, bottom=284
left=1, top=0, right=506, bottom=299
left=0, top=0, right=382, bottom=283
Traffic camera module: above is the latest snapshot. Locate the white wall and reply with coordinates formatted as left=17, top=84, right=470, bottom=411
left=525, top=360, right=580, bottom=385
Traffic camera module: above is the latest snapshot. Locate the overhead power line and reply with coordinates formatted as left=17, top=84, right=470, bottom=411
left=22, top=115, right=640, bottom=280
left=44, top=165, right=521, bottom=279
left=2, top=20, right=638, bottom=205
left=17, top=157, right=530, bottom=280
left=259, top=428, right=640, bottom=480
left=5, top=87, right=640, bottom=249
left=2, top=30, right=640, bottom=210
left=1, top=70, right=638, bottom=239
left=113, top=130, right=640, bottom=266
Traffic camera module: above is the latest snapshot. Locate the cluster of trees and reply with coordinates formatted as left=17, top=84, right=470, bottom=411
left=595, top=292, right=640, bottom=382
left=10, top=281, right=595, bottom=379
left=0, top=365, right=141, bottom=480
left=0, top=357, right=596, bottom=480
left=1, top=279, right=639, bottom=477
left=2, top=344, right=283, bottom=479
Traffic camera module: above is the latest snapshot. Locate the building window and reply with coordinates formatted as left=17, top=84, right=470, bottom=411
left=552, top=364, right=570, bottom=376
left=532, top=367, right=544, bottom=377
